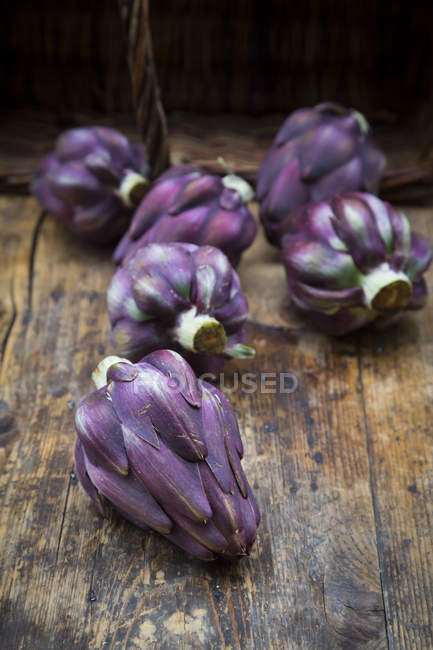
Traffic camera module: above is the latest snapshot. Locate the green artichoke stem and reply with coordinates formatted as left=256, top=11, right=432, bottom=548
left=362, top=264, right=412, bottom=313
left=224, top=343, right=256, bottom=359
left=92, top=355, right=131, bottom=389
left=117, top=171, right=149, bottom=208
left=172, top=307, right=227, bottom=354
left=222, top=174, right=255, bottom=204
left=351, top=109, right=370, bottom=134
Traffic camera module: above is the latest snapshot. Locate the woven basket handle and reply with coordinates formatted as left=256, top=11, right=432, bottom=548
left=118, top=0, right=170, bottom=177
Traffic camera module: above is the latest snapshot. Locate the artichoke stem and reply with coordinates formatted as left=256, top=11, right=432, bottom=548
left=92, top=355, right=131, bottom=389
left=222, top=174, right=255, bottom=204
left=362, top=264, right=412, bottom=313
left=117, top=171, right=149, bottom=208
left=224, top=343, right=256, bottom=359
left=173, top=307, right=227, bottom=354
left=351, top=109, right=370, bottom=134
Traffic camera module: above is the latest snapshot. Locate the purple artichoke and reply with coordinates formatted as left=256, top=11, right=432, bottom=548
left=113, top=165, right=257, bottom=267
left=31, top=127, right=150, bottom=243
left=74, top=351, right=260, bottom=560
left=257, top=103, right=386, bottom=246
left=108, top=242, right=255, bottom=375
left=281, top=193, right=432, bottom=335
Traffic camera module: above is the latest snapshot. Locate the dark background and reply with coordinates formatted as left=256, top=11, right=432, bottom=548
left=0, top=0, right=432, bottom=202
left=2, top=0, right=433, bottom=125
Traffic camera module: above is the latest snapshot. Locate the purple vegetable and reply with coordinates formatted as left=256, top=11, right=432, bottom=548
left=257, top=103, right=386, bottom=246
left=31, top=127, right=150, bottom=243
left=74, top=351, right=260, bottom=560
left=108, top=242, right=255, bottom=374
left=281, top=193, right=432, bottom=335
left=113, top=165, right=257, bottom=266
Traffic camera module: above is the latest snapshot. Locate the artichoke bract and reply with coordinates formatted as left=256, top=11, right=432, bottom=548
left=113, top=164, right=257, bottom=267
left=74, top=351, right=260, bottom=560
left=108, top=242, right=255, bottom=375
left=31, top=127, right=150, bottom=243
left=281, top=193, right=432, bottom=335
left=257, top=103, right=386, bottom=246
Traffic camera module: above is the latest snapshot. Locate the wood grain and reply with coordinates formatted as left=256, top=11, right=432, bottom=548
left=357, top=208, right=433, bottom=649
left=0, top=197, right=44, bottom=475
left=1, top=195, right=432, bottom=648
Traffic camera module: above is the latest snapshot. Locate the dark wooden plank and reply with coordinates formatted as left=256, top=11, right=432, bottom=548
left=0, top=196, right=43, bottom=475
left=237, top=227, right=387, bottom=648
left=0, top=197, right=391, bottom=649
left=0, top=201, right=115, bottom=649
left=1, top=197, right=432, bottom=649
left=358, top=207, right=433, bottom=649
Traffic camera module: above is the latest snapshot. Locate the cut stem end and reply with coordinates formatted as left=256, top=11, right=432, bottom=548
left=363, top=265, right=412, bottom=313
left=118, top=171, right=149, bottom=208
left=173, top=308, right=227, bottom=354
left=371, top=280, right=412, bottom=312
left=194, top=321, right=227, bottom=354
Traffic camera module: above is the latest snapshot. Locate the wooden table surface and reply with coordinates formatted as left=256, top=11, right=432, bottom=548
left=0, top=132, right=433, bottom=648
